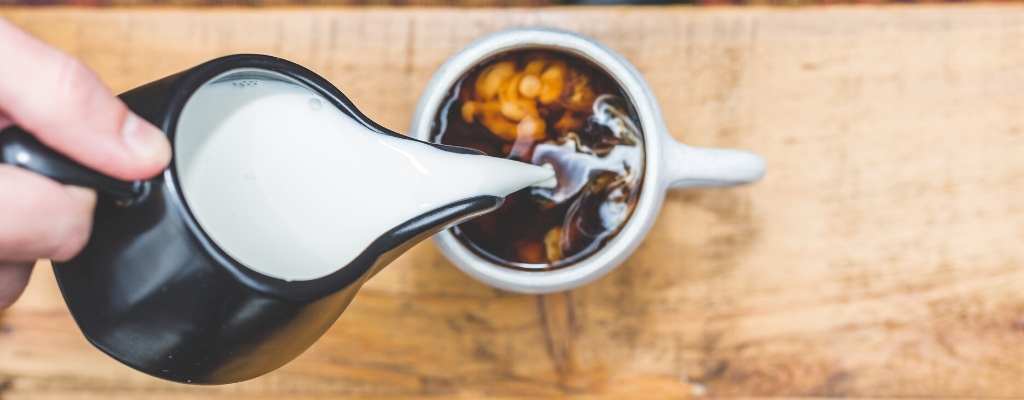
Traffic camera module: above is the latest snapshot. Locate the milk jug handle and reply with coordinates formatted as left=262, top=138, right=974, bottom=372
left=0, top=126, right=148, bottom=206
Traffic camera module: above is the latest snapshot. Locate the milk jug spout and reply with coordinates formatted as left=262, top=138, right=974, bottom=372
left=362, top=141, right=555, bottom=275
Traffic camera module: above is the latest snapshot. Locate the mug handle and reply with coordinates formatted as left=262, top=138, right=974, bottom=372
left=0, top=126, right=149, bottom=205
left=662, top=135, right=765, bottom=188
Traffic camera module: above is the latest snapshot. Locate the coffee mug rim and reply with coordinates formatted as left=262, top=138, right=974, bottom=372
left=410, top=28, right=673, bottom=293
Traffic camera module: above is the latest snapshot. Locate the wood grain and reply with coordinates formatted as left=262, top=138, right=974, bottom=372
left=1, top=5, right=1023, bottom=399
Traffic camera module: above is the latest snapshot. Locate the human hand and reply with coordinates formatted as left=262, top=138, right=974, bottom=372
left=0, top=19, right=172, bottom=309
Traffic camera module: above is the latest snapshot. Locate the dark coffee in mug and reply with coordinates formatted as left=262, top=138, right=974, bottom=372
left=430, top=50, right=646, bottom=270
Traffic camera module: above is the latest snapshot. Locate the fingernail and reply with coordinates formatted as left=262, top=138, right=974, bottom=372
left=121, top=113, right=171, bottom=167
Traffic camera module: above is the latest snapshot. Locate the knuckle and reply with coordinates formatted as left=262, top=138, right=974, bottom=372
left=52, top=53, right=101, bottom=108
left=0, top=264, right=32, bottom=310
left=53, top=53, right=91, bottom=89
left=0, top=168, right=94, bottom=262
left=49, top=220, right=91, bottom=262
left=0, top=192, right=44, bottom=258
left=44, top=52, right=128, bottom=152
left=48, top=195, right=95, bottom=262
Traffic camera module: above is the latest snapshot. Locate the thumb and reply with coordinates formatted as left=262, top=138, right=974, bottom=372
left=0, top=19, right=170, bottom=181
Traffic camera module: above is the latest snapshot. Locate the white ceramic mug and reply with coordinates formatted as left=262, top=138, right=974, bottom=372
left=410, top=28, right=765, bottom=294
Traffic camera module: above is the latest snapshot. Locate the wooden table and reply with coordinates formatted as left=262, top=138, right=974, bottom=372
left=1, top=5, right=1022, bottom=399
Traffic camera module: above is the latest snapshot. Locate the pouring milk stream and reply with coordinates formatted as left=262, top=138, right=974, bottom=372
left=175, top=77, right=555, bottom=281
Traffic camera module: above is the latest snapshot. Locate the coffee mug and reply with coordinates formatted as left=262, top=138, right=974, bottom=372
left=411, top=28, right=766, bottom=294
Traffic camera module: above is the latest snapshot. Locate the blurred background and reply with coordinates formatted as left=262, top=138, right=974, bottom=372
left=0, top=0, right=1007, bottom=6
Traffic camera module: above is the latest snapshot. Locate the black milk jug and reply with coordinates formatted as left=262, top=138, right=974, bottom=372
left=0, top=54, right=513, bottom=384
